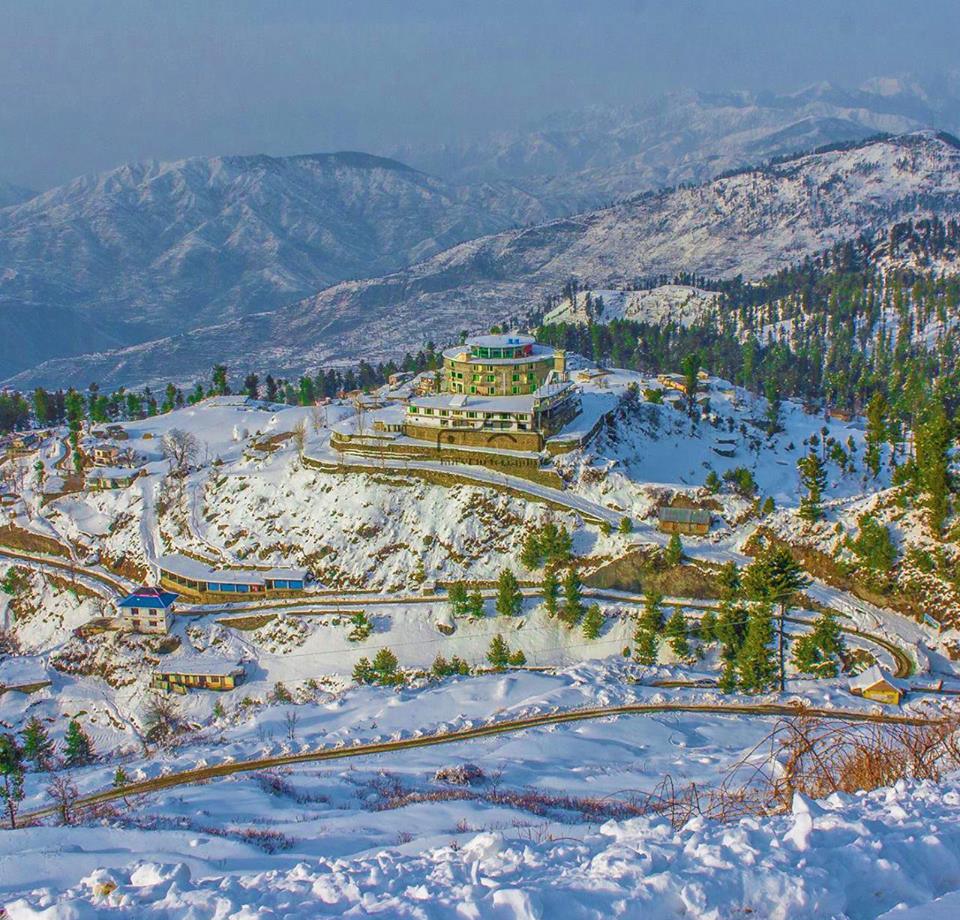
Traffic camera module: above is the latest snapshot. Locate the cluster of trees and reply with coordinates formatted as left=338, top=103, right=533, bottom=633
left=1, top=717, right=94, bottom=828
left=447, top=582, right=487, bottom=619
left=632, top=591, right=690, bottom=664
left=627, top=548, right=837, bottom=693
left=543, top=567, right=585, bottom=627
left=519, top=522, right=573, bottom=570
left=352, top=648, right=401, bottom=685
left=486, top=634, right=526, bottom=670
left=2, top=341, right=448, bottom=436
left=538, top=259, right=960, bottom=427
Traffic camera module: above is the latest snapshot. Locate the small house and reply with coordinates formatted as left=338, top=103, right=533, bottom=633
left=152, top=658, right=246, bottom=693
left=92, top=444, right=122, bottom=466
left=9, top=432, right=38, bottom=453
left=658, top=506, right=711, bottom=536
left=86, top=467, right=142, bottom=490
left=117, top=586, right=179, bottom=635
left=848, top=665, right=907, bottom=706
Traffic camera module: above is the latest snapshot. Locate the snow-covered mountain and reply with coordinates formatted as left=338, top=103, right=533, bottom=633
left=15, top=131, right=957, bottom=390
left=0, top=152, right=549, bottom=375
left=389, top=77, right=960, bottom=211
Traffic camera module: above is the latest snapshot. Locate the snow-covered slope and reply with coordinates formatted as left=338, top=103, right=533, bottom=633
left=544, top=285, right=721, bottom=327
left=17, top=132, right=960, bottom=389
left=0, top=152, right=548, bottom=376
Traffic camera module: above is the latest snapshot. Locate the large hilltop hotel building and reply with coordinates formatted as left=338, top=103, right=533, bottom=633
left=402, top=334, right=580, bottom=452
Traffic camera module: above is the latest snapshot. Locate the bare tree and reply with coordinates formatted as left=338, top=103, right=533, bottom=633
left=144, top=694, right=183, bottom=745
left=291, top=419, right=307, bottom=459
left=353, top=394, right=366, bottom=436
left=46, top=773, right=80, bottom=826
left=310, top=404, right=328, bottom=435
left=284, top=710, right=299, bottom=743
left=161, top=429, right=199, bottom=477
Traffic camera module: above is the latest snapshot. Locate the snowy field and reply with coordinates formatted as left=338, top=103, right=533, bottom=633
left=1, top=367, right=959, bottom=916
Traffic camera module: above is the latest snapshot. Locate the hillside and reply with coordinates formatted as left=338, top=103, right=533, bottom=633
left=0, top=152, right=549, bottom=376
left=14, top=131, right=960, bottom=390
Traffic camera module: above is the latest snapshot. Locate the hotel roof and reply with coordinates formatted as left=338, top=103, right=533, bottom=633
left=465, top=333, right=535, bottom=348
left=442, top=341, right=558, bottom=365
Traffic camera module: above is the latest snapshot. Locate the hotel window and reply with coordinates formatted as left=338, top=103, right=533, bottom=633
left=512, top=374, right=519, bottom=381
left=469, top=386, right=476, bottom=393
left=511, top=387, right=518, bottom=394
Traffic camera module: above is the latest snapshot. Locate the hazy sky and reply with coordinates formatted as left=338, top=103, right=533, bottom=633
left=3, top=0, right=959, bottom=189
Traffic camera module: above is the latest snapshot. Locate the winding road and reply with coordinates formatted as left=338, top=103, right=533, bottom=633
left=17, top=699, right=941, bottom=825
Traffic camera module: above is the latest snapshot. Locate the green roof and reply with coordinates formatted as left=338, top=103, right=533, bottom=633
left=658, top=506, right=711, bottom=525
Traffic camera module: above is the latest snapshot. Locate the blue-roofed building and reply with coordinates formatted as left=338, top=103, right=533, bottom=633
left=117, top=585, right=179, bottom=635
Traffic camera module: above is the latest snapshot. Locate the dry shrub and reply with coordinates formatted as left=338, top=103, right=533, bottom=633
left=731, top=711, right=960, bottom=813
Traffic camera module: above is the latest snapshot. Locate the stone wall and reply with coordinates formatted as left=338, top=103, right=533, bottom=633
left=403, top=423, right=543, bottom=452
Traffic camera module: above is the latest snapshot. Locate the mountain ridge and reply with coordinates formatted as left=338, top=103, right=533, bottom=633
left=11, top=131, right=960, bottom=390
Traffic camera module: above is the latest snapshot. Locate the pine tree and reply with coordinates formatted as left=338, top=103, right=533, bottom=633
left=664, top=609, right=690, bottom=658
left=0, top=733, right=25, bottom=828
left=582, top=604, right=604, bottom=639
left=715, top=602, right=747, bottom=656
left=736, top=607, right=777, bottom=693
left=743, top=546, right=809, bottom=691
left=718, top=658, right=738, bottom=693
left=487, top=634, right=512, bottom=670
left=371, top=648, right=399, bottom=684
left=848, top=515, right=897, bottom=573
left=797, top=452, right=827, bottom=522
left=718, top=562, right=741, bottom=601
left=864, top=392, right=888, bottom=479
left=915, top=402, right=952, bottom=536
left=113, top=766, right=129, bottom=789
left=542, top=567, right=559, bottom=617
left=698, top=609, right=717, bottom=644
left=812, top=610, right=845, bottom=661
left=496, top=568, right=523, bottom=618
left=618, top=516, right=632, bottom=534
left=520, top=532, right=542, bottom=570
left=639, top=590, right=664, bottom=634
left=21, top=716, right=54, bottom=771
left=634, top=628, right=658, bottom=666
left=790, top=633, right=822, bottom=676
left=559, top=568, right=584, bottom=626
left=63, top=719, right=93, bottom=766
left=466, top=590, right=486, bottom=619
left=664, top=534, right=683, bottom=566
left=508, top=648, right=527, bottom=667
left=352, top=657, right=374, bottom=684
left=447, top=582, right=469, bottom=617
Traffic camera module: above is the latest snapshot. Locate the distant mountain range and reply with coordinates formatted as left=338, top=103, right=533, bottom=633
left=13, top=131, right=960, bottom=390
left=4, top=74, right=960, bottom=388
left=388, top=75, right=960, bottom=211
left=0, top=152, right=548, bottom=376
